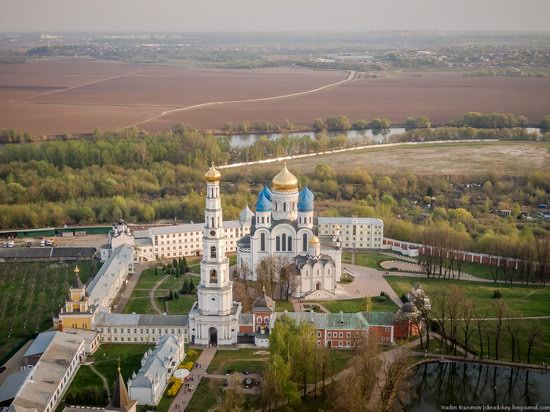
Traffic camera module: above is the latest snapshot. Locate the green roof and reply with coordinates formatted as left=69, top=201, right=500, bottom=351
left=363, top=311, right=394, bottom=326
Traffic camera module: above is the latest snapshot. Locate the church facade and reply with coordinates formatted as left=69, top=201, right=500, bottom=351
left=237, top=164, right=342, bottom=298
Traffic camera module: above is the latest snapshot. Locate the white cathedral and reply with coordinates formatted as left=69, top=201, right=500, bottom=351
left=236, top=164, right=343, bottom=298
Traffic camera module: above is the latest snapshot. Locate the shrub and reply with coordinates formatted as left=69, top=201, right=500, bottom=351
left=400, top=293, right=409, bottom=303
left=492, top=290, right=502, bottom=299
left=372, top=295, right=387, bottom=303
left=167, top=378, right=182, bottom=397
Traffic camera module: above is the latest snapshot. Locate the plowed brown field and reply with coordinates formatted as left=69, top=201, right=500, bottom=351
left=1, top=58, right=549, bottom=136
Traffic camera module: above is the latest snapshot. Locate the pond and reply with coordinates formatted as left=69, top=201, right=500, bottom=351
left=400, top=361, right=550, bottom=411
left=223, top=127, right=407, bottom=148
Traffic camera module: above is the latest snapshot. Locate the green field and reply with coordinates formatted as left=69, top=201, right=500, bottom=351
left=386, top=276, right=550, bottom=317
left=123, top=268, right=199, bottom=315
left=315, top=296, right=398, bottom=313
left=185, top=378, right=226, bottom=412
left=61, top=344, right=152, bottom=408
left=342, top=251, right=408, bottom=270
left=386, top=276, right=550, bottom=363
left=207, top=348, right=270, bottom=375
left=0, top=260, right=99, bottom=363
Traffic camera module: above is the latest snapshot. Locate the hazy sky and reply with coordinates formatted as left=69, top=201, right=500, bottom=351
left=1, top=0, right=550, bottom=32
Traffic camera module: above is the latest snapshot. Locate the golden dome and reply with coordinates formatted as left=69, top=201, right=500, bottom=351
left=74, top=265, right=80, bottom=274
left=272, top=163, right=298, bottom=192
left=205, top=162, right=221, bottom=182
left=309, top=236, right=320, bottom=245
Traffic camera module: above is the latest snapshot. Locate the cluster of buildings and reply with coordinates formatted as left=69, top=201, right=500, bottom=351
left=1, top=163, right=427, bottom=412
left=55, top=163, right=408, bottom=350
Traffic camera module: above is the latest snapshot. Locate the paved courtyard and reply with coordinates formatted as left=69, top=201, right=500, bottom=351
left=331, top=264, right=403, bottom=307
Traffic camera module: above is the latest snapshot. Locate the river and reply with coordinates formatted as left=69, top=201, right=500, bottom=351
left=400, top=362, right=550, bottom=411
left=223, top=127, right=407, bottom=148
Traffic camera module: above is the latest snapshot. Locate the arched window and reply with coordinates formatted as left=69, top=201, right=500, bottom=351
left=210, top=217, right=214, bottom=228
left=283, top=202, right=287, bottom=212
left=282, top=233, right=287, bottom=251
left=260, top=233, right=266, bottom=251
left=303, top=233, right=308, bottom=252
left=288, top=236, right=292, bottom=251
left=210, top=269, right=217, bottom=284
left=210, top=246, right=216, bottom=258
left=276, top=236, right=280, bottom=251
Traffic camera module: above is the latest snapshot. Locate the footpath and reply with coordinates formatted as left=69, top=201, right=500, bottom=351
left=169, top=346, right=217, bottom=412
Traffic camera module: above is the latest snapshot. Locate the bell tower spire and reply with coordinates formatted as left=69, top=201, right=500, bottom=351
left=197, top=163, right=233, bottom=316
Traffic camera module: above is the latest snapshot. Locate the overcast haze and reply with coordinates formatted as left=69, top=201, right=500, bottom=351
left=1, top=0, right=550, bottom=32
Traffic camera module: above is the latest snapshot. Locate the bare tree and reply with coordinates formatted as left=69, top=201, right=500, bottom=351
left=460, top=298, right=475, bottom=357
left=330, top=335, right=379, bottom=412
left=505, top=310, right=521, bottom=362
left=526, top=323, right=542, bottom=364
left=492, top=299, right=507, bottom=360
left=376, top=349, right=411, bottom=412
left=473, top=307, right=485, bottom=359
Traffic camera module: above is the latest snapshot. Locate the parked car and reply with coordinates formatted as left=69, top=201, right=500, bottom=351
left=7, top=241, right=14, bottom=248
left=40, top=239, right=46, bottom=247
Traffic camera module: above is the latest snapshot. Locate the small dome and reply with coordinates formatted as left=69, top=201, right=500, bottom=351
left=239, top=204, right=254, bottom=223
left=252, top=289, right=274, bottom=312
left=204, top=162, right=221, bottom=182
left=309, top=236, right=320, bottom=245
left=259, top=185, right=272, bottom=201
left=272, top=163, right=298, bottom=192
left=255, top=191, right=272, bottom=213
left=298, top=186, right=314, bottom=212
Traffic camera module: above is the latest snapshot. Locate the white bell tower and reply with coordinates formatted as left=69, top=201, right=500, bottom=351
left=188, top=163, right=242, bottom=346
left=198, top=163, right=233, bottom=316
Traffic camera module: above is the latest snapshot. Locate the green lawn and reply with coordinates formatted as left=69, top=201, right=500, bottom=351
left=207, top=348, right=270, bottom=374
left=274, top=299, right=294, bottom=312
left=0, top=260, right=100, bottom=363
left=162, top=295, right=196, bottom=314
left=315, top=296, right=398, bottom=313
left=342, top=251, right=408, bottom=270
left=61, top=344, right=151, bottom=408
left=386, top=276, right=550, bottom=317
left=123, top=297, right=153, bottom=314
left=124, top=270, right=199, bottom=315
left=185, top=378, right=225, bottom=412
left=386, top=276, right=550, bottom=363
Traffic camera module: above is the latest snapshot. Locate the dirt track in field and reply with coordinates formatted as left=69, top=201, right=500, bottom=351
left=234, top=141, right=550, bottom=176
left=1, top=58, right=550, bottom=136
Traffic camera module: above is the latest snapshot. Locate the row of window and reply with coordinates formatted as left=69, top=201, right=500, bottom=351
left=317, top=340, right=354, bottom=347
left=100, top=327, right=183, bottom=334
left=46, top=348, right=83, bottom=412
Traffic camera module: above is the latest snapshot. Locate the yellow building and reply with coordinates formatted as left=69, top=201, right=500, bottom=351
left=57, top=266, right=95, bottom=330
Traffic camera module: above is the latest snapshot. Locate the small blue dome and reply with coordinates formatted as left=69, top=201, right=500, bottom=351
left=260, top=185, right=272, bottom=201
left=298, top=186, right=314, bottom=212
left=255, top=192, right=272, bottom=212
